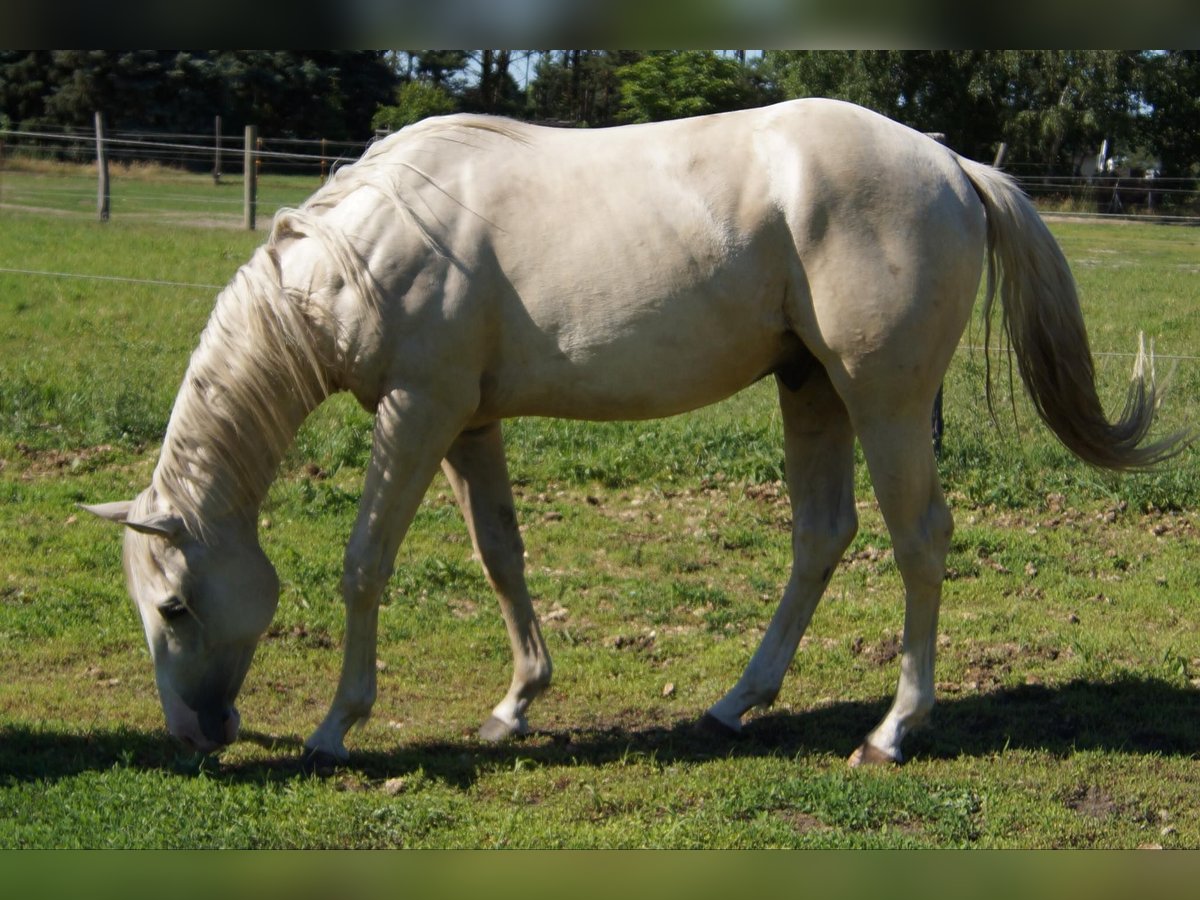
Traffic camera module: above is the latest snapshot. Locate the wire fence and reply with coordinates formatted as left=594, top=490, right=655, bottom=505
left=0, top=126, right=344, bottom=227
left=0, top=124, right=369, bottom=177
left=5, top=124, right=1200, bottom=227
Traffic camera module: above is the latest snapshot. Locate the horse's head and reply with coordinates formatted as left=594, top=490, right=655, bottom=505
left=84, top=489, right=278, bottom=753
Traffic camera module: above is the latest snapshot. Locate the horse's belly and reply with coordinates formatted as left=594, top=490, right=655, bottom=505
left=481, top=324, right=788, bottom=423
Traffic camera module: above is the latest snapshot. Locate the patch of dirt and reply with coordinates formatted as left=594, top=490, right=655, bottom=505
left=265, top=623, right=335, bottom=649
left=777, top=809, right=828, bottom=833
left=447, top=597, right=479, bottom=620
left=1065, top=785, right=1118, bottom=820
left=0, top=584, right=34, bottom=604
left=12, top=442, right=120, bottom=477
left=850, top=633, right=902, bottom=666
left=609, top=631, right=656, bottom=653
left=743, top=481, right=787, bottom=505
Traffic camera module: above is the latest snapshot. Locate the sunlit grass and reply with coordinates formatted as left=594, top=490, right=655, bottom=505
left=1, top=198, right=1198, bottom=847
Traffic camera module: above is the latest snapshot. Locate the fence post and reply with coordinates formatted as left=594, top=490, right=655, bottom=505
left=94, top=112, right=110, bottom=222
left=243, top=124, right=257, bottom=231
left=213, top=115, right=222, bottom=185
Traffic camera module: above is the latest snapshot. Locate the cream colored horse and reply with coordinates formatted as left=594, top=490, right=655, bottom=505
left=85, top=99, right=1178, bottom=767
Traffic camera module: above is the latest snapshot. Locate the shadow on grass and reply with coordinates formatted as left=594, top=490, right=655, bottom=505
left=2, top=676, right=1196, bottom=787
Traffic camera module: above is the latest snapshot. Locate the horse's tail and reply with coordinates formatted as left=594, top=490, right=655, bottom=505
left=956, top=155, right=1187, bottom=471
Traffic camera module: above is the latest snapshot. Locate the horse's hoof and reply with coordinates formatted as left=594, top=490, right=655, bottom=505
left=301, top=746, right=345, bottom=775
left=695, top=712, right=742, bottom=740
left=478, top=715, right=519, bottom=743
left=848, top=742, right=900, bottom=767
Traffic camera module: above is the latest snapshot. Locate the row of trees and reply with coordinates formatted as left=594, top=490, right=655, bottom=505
left=3, top=51, right=1200, bottom=176
left=0, top=51, right=397, bottom=141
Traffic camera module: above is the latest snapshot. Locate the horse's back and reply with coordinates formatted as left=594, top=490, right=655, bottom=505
left=302, top=100, right=989, bottom=422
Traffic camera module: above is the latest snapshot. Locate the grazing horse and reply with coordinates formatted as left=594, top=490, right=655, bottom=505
left=85, top=99, right=1179, bottom=766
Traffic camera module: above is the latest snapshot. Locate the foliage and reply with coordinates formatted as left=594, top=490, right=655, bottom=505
left=528, top=51, right=642, bottom=126
left=0, top=50, right=397, bottom=139
left=616, top=51, right=762, bottom=124
left=371, top=82, right=457, bottom=133
left=1140, top=51, right=1200, bottom=176
left=9, top=50, right=1200, bottom=179
left=458, top=50, right=526, bottom=117
left=763, top=50, right=1145, bottom=170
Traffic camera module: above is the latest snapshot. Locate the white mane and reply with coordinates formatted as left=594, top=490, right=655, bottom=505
left=152, top=244, right=331, bottom=538
left=152, top=116, right=529, bottom=538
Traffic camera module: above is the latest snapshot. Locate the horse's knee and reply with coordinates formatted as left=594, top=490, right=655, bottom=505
left=341, top=551, right=391, bottom=609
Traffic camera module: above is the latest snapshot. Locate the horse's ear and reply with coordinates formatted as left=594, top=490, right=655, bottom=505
left=80, top=500, right=133, bottom=525
left=79, top=501, right=185, bottom=540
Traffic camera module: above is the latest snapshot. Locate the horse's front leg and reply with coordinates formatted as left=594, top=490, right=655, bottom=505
left=304, top=387, right=470, bottom=764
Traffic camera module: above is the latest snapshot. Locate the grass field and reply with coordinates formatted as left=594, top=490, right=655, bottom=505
left=0, top=168, right=1198, bottom=848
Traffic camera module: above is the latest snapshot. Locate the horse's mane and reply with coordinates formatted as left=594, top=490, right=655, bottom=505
left=152, top=116, right=526, bottom=539
left=152, top=244, right=331, bottom=538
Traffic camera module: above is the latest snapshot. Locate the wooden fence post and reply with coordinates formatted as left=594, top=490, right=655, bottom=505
left=213, top=115, right=222, bottom=185
left=243, top=124, right=257, bottom=230
left=94, top=112, right=110, bottom=222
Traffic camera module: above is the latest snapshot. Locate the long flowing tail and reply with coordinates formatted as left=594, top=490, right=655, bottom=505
left=956, top=156, right=1187, bottom=471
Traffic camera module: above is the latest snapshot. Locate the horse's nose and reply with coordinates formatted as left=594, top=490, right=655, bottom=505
left=197, top=705, right=240, bottom=748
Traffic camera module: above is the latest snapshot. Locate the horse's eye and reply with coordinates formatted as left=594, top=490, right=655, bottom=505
left=158, top=595, right=190, bottom=622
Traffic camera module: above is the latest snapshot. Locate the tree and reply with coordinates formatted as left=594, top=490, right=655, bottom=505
left=1141, top=51, right=1200, bottom=176
left=992, top=51, right=1141, bottom=171
left=529, top=51, right=640, bottom=126
left=460, top=50, right=526, bottom=116
left=0, top=51, right=397, bottom=140
left=763, top=50, right=1142, bottom=169
left=0, top=50, right=55, bottom=128
left=616, top=51, right=764, bottom=123
left=371, top=81, right=457, bottom=132
left=413, top=51, right=470, bottom=92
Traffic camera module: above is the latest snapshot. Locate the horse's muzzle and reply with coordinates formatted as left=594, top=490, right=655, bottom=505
left=196, top=705, right=241, bottom=749
left=164, top=695, right=240, bottom=753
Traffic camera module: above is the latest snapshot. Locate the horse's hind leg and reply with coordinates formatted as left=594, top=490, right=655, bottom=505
left=846, top=398, right=953, bottom=766
left=705, top=366, right=857, bottom=733
left=442, top=422, right=551, bottom=742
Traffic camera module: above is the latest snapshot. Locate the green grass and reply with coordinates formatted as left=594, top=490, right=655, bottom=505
left=1, top=173, right=1198, bottom=847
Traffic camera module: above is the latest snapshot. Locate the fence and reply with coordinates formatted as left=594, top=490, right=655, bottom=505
left=0, top=116, right=372, bottom=229
left=1006, top=166, right=1200, bottom=223
left=0, top=120, right=368, bottom=176
left=6, top=117, right=1200, bottom=230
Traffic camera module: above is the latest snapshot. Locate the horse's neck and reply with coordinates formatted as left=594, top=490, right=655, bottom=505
left=153, top=251, right=331, bottom=535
